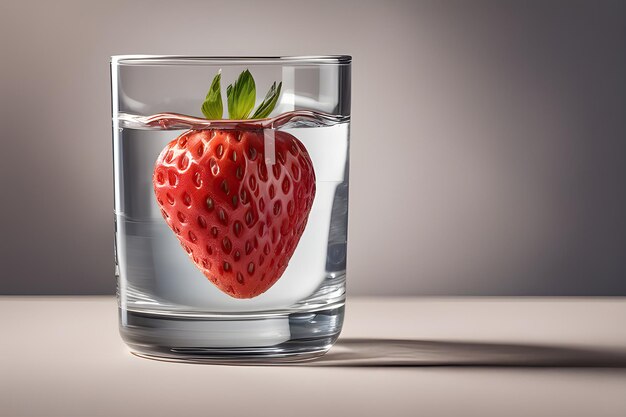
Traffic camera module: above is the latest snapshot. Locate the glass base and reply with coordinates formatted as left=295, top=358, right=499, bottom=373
left=119, top=305, right=344, bottom=364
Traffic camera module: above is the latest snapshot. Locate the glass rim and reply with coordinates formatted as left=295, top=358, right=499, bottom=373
left=111, top=55, right=352, bottom=66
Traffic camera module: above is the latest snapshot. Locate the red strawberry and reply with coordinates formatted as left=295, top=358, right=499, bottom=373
left=153, top=70, right=316, bottom=299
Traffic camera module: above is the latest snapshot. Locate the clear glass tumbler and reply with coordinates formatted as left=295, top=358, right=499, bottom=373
left=111, top=56, right=351, bottom=362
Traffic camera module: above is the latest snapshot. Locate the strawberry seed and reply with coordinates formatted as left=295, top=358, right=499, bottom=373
left=220, top=180, right=229, bottom=195
left=291, top=164, right=300, bottom=180
left=209, top=158, right=219, bottom=176
left=218, top=208, right=228, bottom=225
left=258, top=164, right=268, bottom=181
left=248, top=175, right=257, bottom=191
left=193, top=171, right=202, bottom=187
left=233, top=221, right=242, bottom=237
left=282, top=177, right=291, bottom=194
left=178, top=154, right=189, bottom=170
left=272, top=164, right=281, bottom=180
left=222, top=237, right=232, bottom=254
left=182, top=192, right=192, bottom=207
left=197, top=215, right=207, bottom=229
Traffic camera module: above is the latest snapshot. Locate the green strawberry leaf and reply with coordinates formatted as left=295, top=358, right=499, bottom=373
left=201, top=69, right=283, bottom=120
left=227, top=69, right=256, bottom=119
left=201, top=71, right=223, bottom=120
left=252, top=81, right=282, bottom=119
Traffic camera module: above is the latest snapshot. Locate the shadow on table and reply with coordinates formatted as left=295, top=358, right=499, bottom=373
left=304, top=338, right=626, bottom=367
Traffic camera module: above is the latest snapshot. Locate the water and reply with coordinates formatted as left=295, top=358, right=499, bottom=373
left=113, top=111, right=349, bottom=361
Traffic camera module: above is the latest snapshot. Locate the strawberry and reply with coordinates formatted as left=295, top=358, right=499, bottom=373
left=153, top=70, right=315, bottom=299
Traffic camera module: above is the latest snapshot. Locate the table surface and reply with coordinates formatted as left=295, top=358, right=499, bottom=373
left=1, top=296, right=625, bottom=417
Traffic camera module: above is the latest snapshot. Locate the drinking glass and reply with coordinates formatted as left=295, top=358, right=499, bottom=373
left=111, top=56, right=351, bottom=362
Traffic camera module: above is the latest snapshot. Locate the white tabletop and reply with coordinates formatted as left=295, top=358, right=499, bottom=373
left=1, top=296, right=625, bottom=417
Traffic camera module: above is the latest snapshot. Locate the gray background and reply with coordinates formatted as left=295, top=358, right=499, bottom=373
left=0, top=0, right=624, bottom=295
